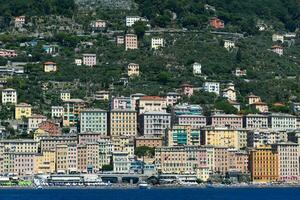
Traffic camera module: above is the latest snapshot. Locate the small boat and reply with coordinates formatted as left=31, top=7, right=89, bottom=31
left=36, top=185, right=43, bottom=189
left=138, top=181, right=150, bottom=189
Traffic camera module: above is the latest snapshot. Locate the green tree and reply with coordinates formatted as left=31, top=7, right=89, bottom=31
left=135, top=146, right=155, bottom=158
left=102, top=164, right=113, bottom=171
left=133, top=21, right=148, bottom=38
left=215, top=99, right=238, bottom=114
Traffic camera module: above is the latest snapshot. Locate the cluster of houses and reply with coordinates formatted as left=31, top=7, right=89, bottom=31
left=0, top=13, right=299, bottom=184
left=1, top=85, right=300, bottom=183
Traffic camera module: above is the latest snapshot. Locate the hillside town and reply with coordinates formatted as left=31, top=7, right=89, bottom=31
left=1, top=0, right=300, bottom=188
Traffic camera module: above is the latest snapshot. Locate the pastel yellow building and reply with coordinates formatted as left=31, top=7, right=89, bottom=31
left=33, top=150, right=56, bottom=174
left=56, top=143, right=78, bottom=173
left=15, top=103, right=32, bottom=120
left=249, top=145, right=279, bottom=182
left=0, top=139, right=38, bottom=153
left=201, top=127, right=239, bottom=149
left=109, top=109, right=137, bottom=137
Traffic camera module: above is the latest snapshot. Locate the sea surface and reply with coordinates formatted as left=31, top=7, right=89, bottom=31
left=0, top=187, right=299, bottom=200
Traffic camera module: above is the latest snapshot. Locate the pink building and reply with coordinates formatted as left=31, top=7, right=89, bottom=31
left=78, top=132, right=103, bottom=144
left=175, top=115, right=207, bottom=129
left=8, top=153, right=35, bottom=175
left=0, top=49, right=17, bottom=58
left=82, top=54, right=97, bottom=67
left=228, top=150, right=249, bottom=173
left=181, top=84, right=194, bottom=97
left=125, top=34, right=138, bottom=50
left=214, top=147, right=229, bottom=174
left=210, top=114, right=243, bottom=128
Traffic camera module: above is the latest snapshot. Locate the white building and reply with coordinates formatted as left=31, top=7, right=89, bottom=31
left=192, top=62, right=202, bottom=75
left=90, top=19, right=106, bottom=30
left=60, top=92, right=71, bottom=101
left=243, top=114, right=269, bottom=129
left=234, top=68, right=247, bottom=77
left=268, top=113, right=297, bottom=130
left=15, top=16, right=25, bottom=27
left=28, top=114, right=47, bottom=131
left=151, top=37, right=164, bottom=49
left=222, top=83, right=236, bottom=101
left=82, top=54, right=97, bottom=67
left=271, top=45, right=283, bottom=56
left=113, top=152, right=130, bottom=173
left=166, top=92, right=181, bottom=106
left=75, top=59, right=82, bottom=66
left=272, top=34, right=284, bottom=43
left=51, top=106, right=64, bottom=118
left=139, top=111, right=171, bottom=136
left=247, top=130, right=288, bottom=147
left=224, top=40, right=235, bottom=50
left=203, top=82, right=220, bottom=95
left=1, top=88, right=17, bottom=104
left=125, top=16, right=147, bottom=27
left=95, top=90, right=109, bottom=101
left=127, top=63, right=139, bottom=77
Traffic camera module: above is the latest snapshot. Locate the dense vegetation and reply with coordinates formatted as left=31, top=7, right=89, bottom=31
left=1, top=0, right=300, bottom=119
left=0, top=0, right=76, bottom=27
left=136, top=0, right=300, bottom=32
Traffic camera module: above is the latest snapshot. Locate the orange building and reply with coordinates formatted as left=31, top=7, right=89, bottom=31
left=209, top=17, right=224, bottom=29
left=249, top=146, right=279, bottom=182
left=135, top=136, right=163, bottom=148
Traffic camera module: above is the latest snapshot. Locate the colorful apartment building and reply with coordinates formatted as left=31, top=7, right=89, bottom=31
left=155, top=146, right=214, bottom=174
left=137, top=96, right=167, bottom=114
left=80, top=109, right=107, bottom=134
left=272, top=143, right=299, bottom=182
left=165, top=92, right=181, bottom=106
left=243, top=114, right=269, bottom=129
left=249, top=145, right=279, bottom=182
left=135, top=136, right=163, bottom=148
left=77, top=143, right=99, bottom=173
left=39, top=135, right=77, bottom=151
left=167, top=125, right=201, bottom=146
left=56, top=143, right=78, bottom=173
left=63, top=99, right=86, bottom=127
left=0, top=139, right=38, bottom=153
left=201, top=127, right=239, bottom=149
left=139, top=111, right=171, bottom=137
left=109, top=109, right=137, bottom=137
left=125, top=34, right=138, bottom=50
left=33, top=150, right=56, bottom=174
left=78, top=132, right=103, bottom=144
left=209, top=114, right=243, bottom=128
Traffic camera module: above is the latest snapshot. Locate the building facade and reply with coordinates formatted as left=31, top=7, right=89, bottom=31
left=80, top=109, right=107, bottom=134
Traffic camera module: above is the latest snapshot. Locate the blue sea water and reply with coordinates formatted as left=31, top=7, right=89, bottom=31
left=0, top=187, right=299, bottom=200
